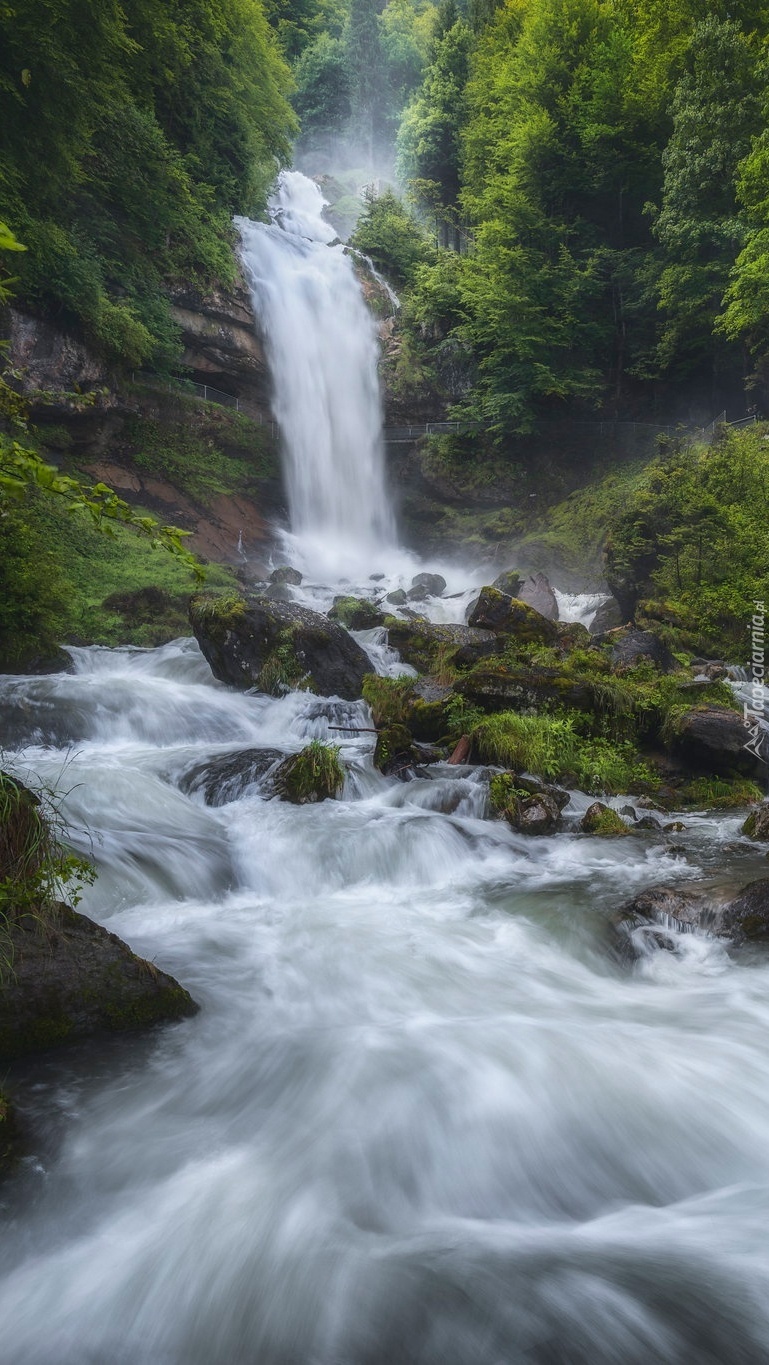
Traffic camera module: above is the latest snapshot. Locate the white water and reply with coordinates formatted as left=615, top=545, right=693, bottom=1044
left=3, top=642, right=769, bottom=1361
left=237, top=173, right=395, bottom=580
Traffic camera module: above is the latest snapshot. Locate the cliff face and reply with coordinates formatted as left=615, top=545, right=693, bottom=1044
left=167, top=273, right=270, bottom=412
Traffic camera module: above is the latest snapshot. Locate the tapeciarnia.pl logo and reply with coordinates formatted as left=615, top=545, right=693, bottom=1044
left=744, top=600, right=766, bottom=759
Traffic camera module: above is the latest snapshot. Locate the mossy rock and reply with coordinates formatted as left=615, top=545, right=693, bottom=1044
left=492, top=570, right=524, bottom=598
left=373, top=724, right=418, bottom=776
left=384, top=615, right=496, bottom=676
left=0, top=903, right=197, bottom=1063
left=743, top=803, right=769, bottom=839
left=272, top=742, right=345, bottom=804
left=581, top=802, right=629, bottom=836
left=328, top=596, right=385, bottom=630
left=468, top=588, right=560, bottom=645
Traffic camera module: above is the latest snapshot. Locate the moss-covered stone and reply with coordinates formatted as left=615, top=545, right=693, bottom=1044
left=581, top=802, right=629, bottom=836
left=329, top=596, right=385, bottom=630
left=272, top=742, right=345, bottom=804
left=743, top=803, right=769, bottom=839
left=0, top=903, right=197, bottom=1063
left=373, top=724, right=418, bottom=776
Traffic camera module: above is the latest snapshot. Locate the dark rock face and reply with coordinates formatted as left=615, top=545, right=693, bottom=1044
left=518, top=572, right=559, bottom=621
left=411, top=572, right=446, bottom=597
left=743, top=803, right=769, bottom=840
left=385, top=617, right=497, bottom=674
left=515, top=793, right=561, bottom=835
left=179, top=748, right=283, bottom=806
left=270, top=567, right=302, bottom=586
left=589, top=596, right=624, bottom=635
left=491, top=570, right=523, bottom=599
left=0, top=906, right=197, bottom=1062
left=458, top=665, right=594, bottom=713
left=189, top=594, right=371, bottom=700
left=672, top=706, right=767, bottom=778
left=168, top=275, right=269, bottom=407
left=598, top=627, right=676, bottom=673
left=328, top=597, right=385, bottom=630
left=468, top=588, right=560, bottom=644
left=722, top=880, right=769, bottom=943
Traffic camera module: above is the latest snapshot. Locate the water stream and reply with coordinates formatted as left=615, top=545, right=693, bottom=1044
left=3, top=170, right=769, bottom=1361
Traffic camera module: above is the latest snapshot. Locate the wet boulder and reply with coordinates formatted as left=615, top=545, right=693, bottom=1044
left=589, top=596, right=624, bottom=635
left=179, top=747, right=284, bottom=806
left=518, top=572, right=559, bottom=621
left=743, top=803, right=769, bottom=840
left=671, top=705, right=767, bottom=778
left=721, top=879, right=769, bottom=943
left=270, top=566, right=302, bottom=586
left=374, top=724, right=420, bottom=778
left=271, top=742, right=345, bottom=804
left=189, top=593, right=371, bottom=700
left=411, top=572, right=446, bottom=597
left=610, top=884, right=716, bottom=961
left=385, top=589, right=408, bottom=607
left=328, top=596, right=385, bottom=630
left=457, top=663, right=594, bottom=713
left=597, top=627, right=676, bottom=673
left=467, top=588, right=559, bottom=645
left=580, top=802, right=629, bottom=836
left=0, top=904, right=197, bottom=1061
left=384, top=616, right=496, bottom=674
left=491, top=569, right=523, bottom=599
left=488, top=771, right=565, bottom=835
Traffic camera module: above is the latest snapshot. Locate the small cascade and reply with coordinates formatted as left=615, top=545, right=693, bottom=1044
left=237, top=172, right=396, bottom=579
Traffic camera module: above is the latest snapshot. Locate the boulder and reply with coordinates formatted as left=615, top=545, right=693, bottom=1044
left=722, top=880, right=769, bottom=943
left=386, top=589, right=408, bottom=607
left=467, top=588, right=559, bottom=644
left=411, top=572, right=447, bottom=597
left=589, top=596, right=624, bottom=635
left=743, top=803, right=769, bottom=841
left=189, top=593, right=371, bottom=700
left=385, top=617, right=496, bottom=674
left=611, top=884, right=716, bottom=960
left=581, top=802, right=629, bottom=836
left=491, top=570, right=523, bottom=599
left=328, top=596, right=385, bottom=630
left=457, top=664, right=594, bottom=713
left=488, top=772, right=566, bottom=834
left=518, top=572, right=559, bottom=620
left=373, top=724, right=419, bottom=778
left=406, top=584, right=431, bottom=602
left=0, top=905, right=197, bottom=1062
left=516, top=794, right=561, bottom=835
left=597, top=627, right=676, bottom=673
left=271, top=742, right=345, bottom=804
left=672, top=705, right=767, bottom=778
left=270, top=566, right=303, bottom=586
left=179, top=747, right=284, bottom=805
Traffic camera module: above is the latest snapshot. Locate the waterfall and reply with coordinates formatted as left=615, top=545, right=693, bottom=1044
left=237, top=172, right=396, bottom=578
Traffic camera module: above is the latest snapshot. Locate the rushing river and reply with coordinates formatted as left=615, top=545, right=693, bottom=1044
left=3, top=167, right=769, bottom=1361
left=3, top=639, right=769, bottom=1363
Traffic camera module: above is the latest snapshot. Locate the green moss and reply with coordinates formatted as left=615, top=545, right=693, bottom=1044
left=328, top=596, right=382, bottom=630
left=188, top=591, right=246, bottom=642
left=373, top=724, right=415, bottom=772
left=274, top=742, right=344, bottom=804
left=582, top=805, right=630, bottom=836
left=257, top=628, right=312, bottom=696
left=488, top=772, right=530, bottom=817
left=679, top=778, right=764, bottom=810
left=362, top=674, right=415, bottom=726
left=473, top=711, right=657, bottom=795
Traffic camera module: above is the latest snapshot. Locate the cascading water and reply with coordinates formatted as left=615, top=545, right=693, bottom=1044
left=237, top=172, right=395, bottom=578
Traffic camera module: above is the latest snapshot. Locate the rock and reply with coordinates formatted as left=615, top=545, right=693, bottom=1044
left=167, top=275, right=269, bottom=406
left=634, top=815, right=662, bottom=831
left=589, top=596, right=624, bottom=635
left=263, top=582, right=295, bottom=602
left=611, top=884, right=716, bottom=960
left=0, top=905, right=197, bottom=1062
left=370, top=573, right=386, bottom=582
left=516, top=793, right=561, bottom=835
left=664, top=821, right=687, bottom=833
left=271, top=742, right=345, bottom=804
left=742, top=804, right=769, bottom=840
left=406, top=584, right=431, bottom=603
left=467, top=588, right=560, bottom=644
left=672, top=706, right=767, bottom=778
left=514, top=773, right=571, bottom=811
left=270, top=566, right=303, bottom=586
left=179, top=748, right=284, bottom=805
left=328, top=596, right=384, bottom=630
left=518, top=572, right=559, bottom=620
left=597, top=627, right=676, bottom=673
left=491, top=570, right=523, bottom=599
left=580, top=802, right=629, bottom=836
left=384, top=616, right=496, bottom=674
left=386, top=589, right=408, bottom=607
left=722, top=879, right=769, bottom=943
left=373, top=724, right=418, bottom=778
left=411, top=572, right=447, bottom=597
left=189, top=593, right=371, bottom=700
left=554, top=621, right=591, bottom=651
left=457, top=664, right=594, bottom=713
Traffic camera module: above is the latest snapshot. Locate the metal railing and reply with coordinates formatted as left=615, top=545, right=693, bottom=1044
left=132, top=371, right=240, bottom=411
